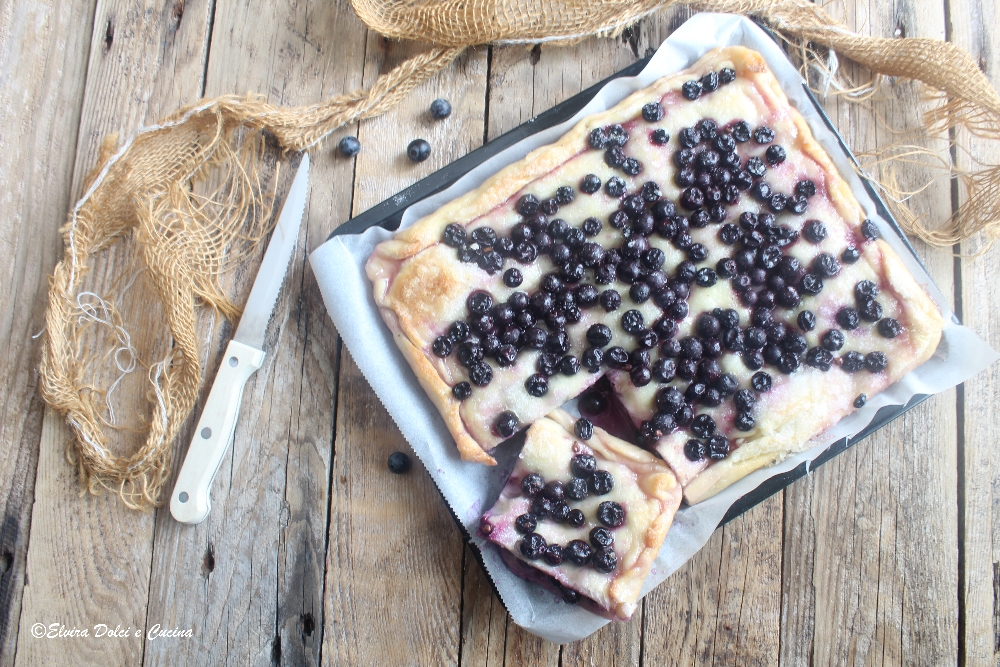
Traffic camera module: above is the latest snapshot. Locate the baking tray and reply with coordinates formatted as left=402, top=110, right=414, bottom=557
left=328, top=43, right=937, bottom=527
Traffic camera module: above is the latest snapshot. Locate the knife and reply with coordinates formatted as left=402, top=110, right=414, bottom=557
left=170, top=153, right=309, bottom=524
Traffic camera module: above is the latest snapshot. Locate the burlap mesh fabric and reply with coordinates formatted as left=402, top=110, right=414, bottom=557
left=40, top=0, right=1000, bottom=508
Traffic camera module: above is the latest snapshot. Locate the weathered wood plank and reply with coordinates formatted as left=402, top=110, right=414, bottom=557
left=777, top=468, right=816, bottom=665
left=502, top=621, right=560, bottom=665
left=643, top=496, right=783, bottom=666
left=779, top=1, right=959, bottom=665
left=950, top=0, right=1000, bottom=663
left=0, top=0, right=97, bottom=662
left=642, top=529, right=725, bottom=664
left=139, top=0, right=366, bottom=665
left=4, top=0, right=982, bottom=664
left=320, top=39, right=489, bottom=666
left=322, top=352, right=464, bottom=666
left=13, top=0, right=214, bottom=664
left=560, top=614, right=641, bottom=666
left=712, top=497, right=783, bottom=667
left=458, top=546, right=509, bottom=667
left=486, top=11, right=693, bottom=144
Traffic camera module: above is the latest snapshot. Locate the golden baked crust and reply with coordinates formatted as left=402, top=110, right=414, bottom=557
left=367, top=45, right=944, bottom=505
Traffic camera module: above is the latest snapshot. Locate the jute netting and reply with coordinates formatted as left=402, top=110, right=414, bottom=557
left=40, top=0, right=1000, bottom=508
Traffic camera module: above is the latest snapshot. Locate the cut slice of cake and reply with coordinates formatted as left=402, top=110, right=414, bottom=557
left=479, top=409, right=681, bottom=620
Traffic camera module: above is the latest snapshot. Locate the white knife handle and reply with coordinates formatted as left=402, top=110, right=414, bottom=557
left=170, top=340, right=265, bottom=524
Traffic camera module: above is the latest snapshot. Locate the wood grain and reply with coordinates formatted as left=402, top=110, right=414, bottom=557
left=643, top=529, right=726, bottom=664
left=320, top=39, right=489, bottom=667
left=322, top=353, right=464, bottom=666
left=0, top=0, right=97, bottom=662
left=486, top=12, right=692, bottom=144
left=502, top=620, right=561, bottom=666
left=2, top=0, right=994, bottom=663
left=950, top=0, right=1000, bottom=664
left=643, top=496, right=783, bottom=666
left=779, top=1, right=959, bottom=664
left=138, top=0, right=365, bottom=664
left=458, top=546, right=509, bottom=667
left=13, top=0, right=215, bottom=664
left=560, top=612, right=641, bottom=666
left=777, top=467, right=816, bottom=665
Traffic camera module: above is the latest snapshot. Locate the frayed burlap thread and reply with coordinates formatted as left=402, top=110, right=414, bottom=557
left=40, top=0, right=1000, bottom=508
left=40, top=48, right=461, bottom=507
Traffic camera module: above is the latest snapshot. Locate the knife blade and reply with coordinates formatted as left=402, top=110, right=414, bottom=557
left=170, top=153, right=309, bottom=524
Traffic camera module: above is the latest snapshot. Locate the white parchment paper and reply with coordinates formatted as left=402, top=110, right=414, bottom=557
left=308, top=13, right=999, bottom=643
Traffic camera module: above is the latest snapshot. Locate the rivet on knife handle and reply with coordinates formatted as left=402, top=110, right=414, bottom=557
left=170, top=340, right=265, bottom=524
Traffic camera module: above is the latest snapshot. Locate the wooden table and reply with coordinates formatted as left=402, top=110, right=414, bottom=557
left=2, top=0, right=998, bottom=664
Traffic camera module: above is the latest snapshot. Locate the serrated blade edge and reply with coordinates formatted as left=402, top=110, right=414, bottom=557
left=233, top=153, right=309, bottom=349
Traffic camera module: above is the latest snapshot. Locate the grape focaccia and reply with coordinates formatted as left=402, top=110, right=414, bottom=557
left=366, top=46, right=943, bottom=502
